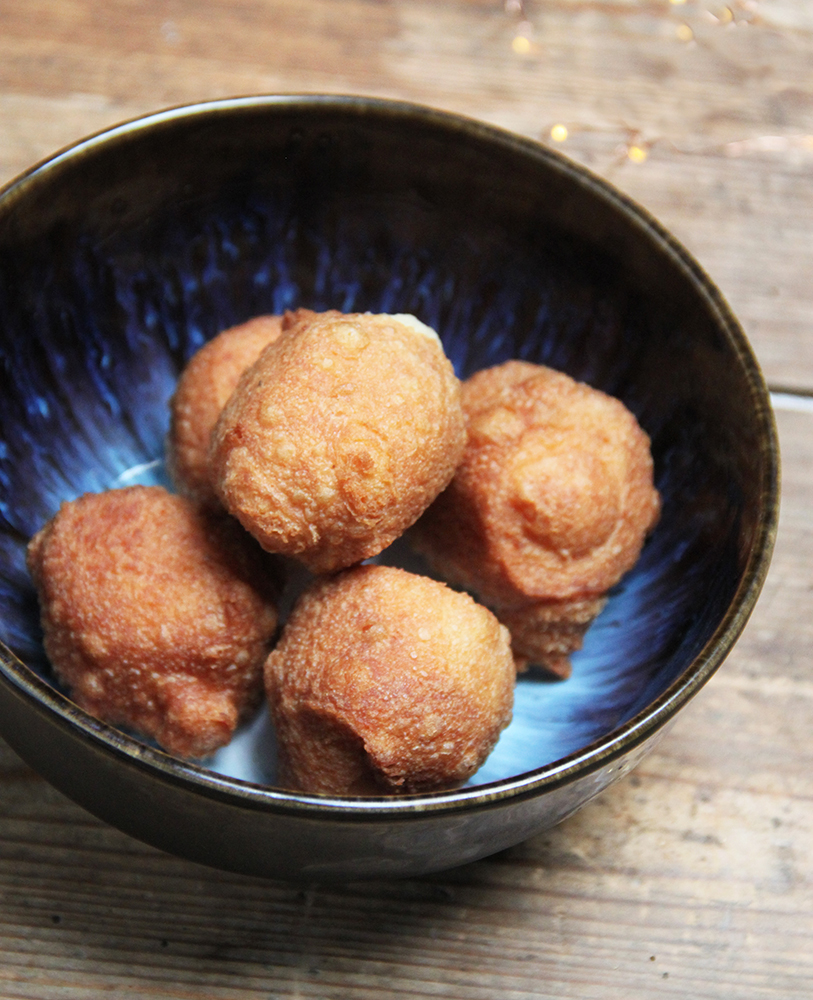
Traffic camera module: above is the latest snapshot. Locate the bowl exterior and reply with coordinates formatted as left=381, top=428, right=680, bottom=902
left=0, top=656, right=667, bottom=879
left=0, top=96, right=778, bottom=879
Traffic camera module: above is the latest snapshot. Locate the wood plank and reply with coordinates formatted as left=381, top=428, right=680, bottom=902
left=0, top=403, right=808, bottom=998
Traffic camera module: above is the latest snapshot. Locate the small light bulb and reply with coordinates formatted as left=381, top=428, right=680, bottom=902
left=512, top=35, right=532, bottom=54
left=628, top=145, right=648, bottom=163
left=550, top=124, right=568, bottom=142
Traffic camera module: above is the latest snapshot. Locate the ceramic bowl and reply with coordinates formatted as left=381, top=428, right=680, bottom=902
left=0, top=96, right=778, bottom=881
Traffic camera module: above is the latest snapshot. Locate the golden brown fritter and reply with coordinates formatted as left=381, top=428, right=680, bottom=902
left=26, top=486, right=280, bottom=759
left=265, top=565, right=515, bottom=795
left=210, top=311, right=466, bottom=573
left=167, top=314, right=284, bottom=508
left=411, top=360, right=660, bottom=677
left=499, top=595, right=608, bottom=677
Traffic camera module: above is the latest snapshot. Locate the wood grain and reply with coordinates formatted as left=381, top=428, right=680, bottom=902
left=0, top=2, right=811, bottom=996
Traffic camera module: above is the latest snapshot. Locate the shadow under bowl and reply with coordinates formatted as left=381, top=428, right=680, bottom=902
left=0, top=96, right=778, bottom=880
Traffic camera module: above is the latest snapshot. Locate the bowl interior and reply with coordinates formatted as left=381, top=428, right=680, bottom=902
left=0, top=97, right=775, bottom=793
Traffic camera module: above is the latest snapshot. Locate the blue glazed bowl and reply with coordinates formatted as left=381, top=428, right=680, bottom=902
left=0, top=96, right=778, bottom=880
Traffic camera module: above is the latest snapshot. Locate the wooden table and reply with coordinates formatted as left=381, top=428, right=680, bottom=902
left=1, top=2, right=811, bottom=996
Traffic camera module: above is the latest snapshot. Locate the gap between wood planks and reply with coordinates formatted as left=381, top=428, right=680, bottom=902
left=770, top=389, right=813, bottom=414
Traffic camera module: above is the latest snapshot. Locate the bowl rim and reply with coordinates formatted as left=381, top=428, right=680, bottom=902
left=0, top=93, right=780, bottom=821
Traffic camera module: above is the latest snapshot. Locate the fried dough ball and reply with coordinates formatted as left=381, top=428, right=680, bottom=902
left=497, top=595, right=608, bottom=678
left=266, top=565, right=515, bottom=795
left=210, top=310, right=466, bottom=573
left=210, top=311, right=465, bottom=572
left=411, top=360, right=660, bottom=678
left=26, top=486, right=280, bottom=759
left=167, top=314, right=284, bottom=508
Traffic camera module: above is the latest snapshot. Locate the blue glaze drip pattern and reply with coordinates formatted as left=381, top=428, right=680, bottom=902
left=0, top=182, right=748, bottom=789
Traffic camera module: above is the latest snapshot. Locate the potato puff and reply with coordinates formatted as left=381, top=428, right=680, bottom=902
left=26, top=486, right=280, bottom=759
left=167, top=314, right=284, bottom=508
left=411, top=360, right=660, bottom=678
left=266, top=565, right=515, bottom=796
left=210, top=311, right=466, bottom=573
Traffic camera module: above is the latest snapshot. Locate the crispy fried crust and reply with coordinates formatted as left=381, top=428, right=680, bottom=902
left=167, top=315, right=284, bottom=508
left=412, top=360, right=660, bottom=676
left=210, top=311, right=466, bottom=573
left=503, top=595, right=608, bottom=678
left=26, top=486, right=280, bottom=758
left=265, top=565, right=515, bottom=795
